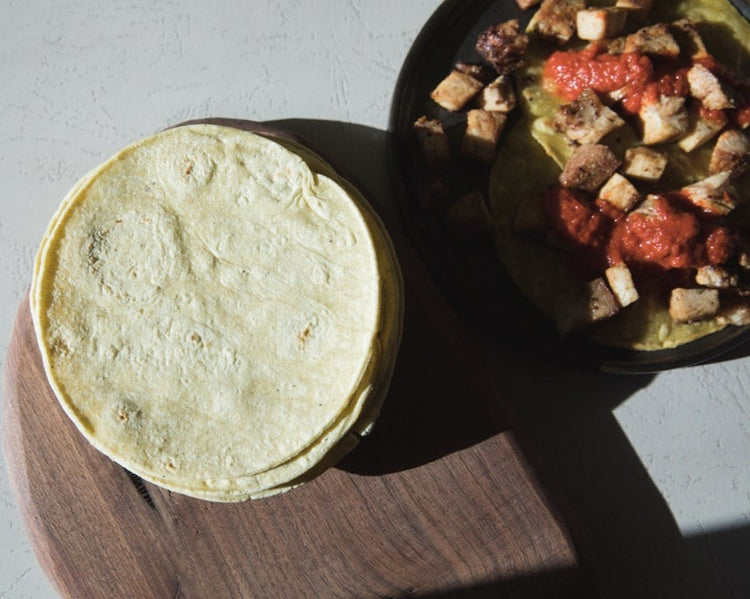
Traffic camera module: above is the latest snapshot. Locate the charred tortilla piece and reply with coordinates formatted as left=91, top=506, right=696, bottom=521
left=559, top=144, right=621, bottom=192
left=554, top=88, right=625, bottom=145
left=528, top=0, right=586, bottom=45
left=413, top=116, right=450, bottom=172
left=622, top=146, right=668, bottom=182
left=709, top=130, right=750, bottom=177
left=669, top=288, right=720, bottom=323
left=431, top=70, right=484, bottom=112
left=475, top=19, right=529, bottom=74
left=514, top=193, right=549, bottom=234
left=576, top=8, right=628, bottom=41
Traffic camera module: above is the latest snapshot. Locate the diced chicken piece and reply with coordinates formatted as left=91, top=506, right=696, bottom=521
left=576, top=8, right=627, bottom=41
left=687, top=63, right=734, bottom=111
left=459, top=109, right=508, bottom=164
left=639, top=95, right=689, bottom=145
left=599, top=173, right=641, bottom=212
left=615, top=0, right=653, bottom=22
left=416, top=175, right=450, bottom=213
left=514, top=193, right=549, bottom=235
left=454, top=61, right=496, bottom=84
left=553, top=278, right=621, bottom=335
left=622, top=146, right=668, bottom=182
left=554, top=88, right=625, bottom=145
left=516, top=0, right=542, bottom=9
left=431, top=70, right=484, bottom=112
left=678, top=112, right=727, bottom=153
left=709, top=130, right=750, bottom=178
left=445, top=190, right=493, bottom=237
left=695, top=265, right=738, bottom=289
left=559, top=144, right=621, bottom=192
left=669, top=288, right=719, bottom=323
left=413, top=116, right=450, bottom=172
left=624, top=24, right=680, bottom=57
left=717, top=301, right=750, bottom=326
left=480, top=76, right=517, bottom=113
left=681, top=171, right=737, bottom=216
left=633, top=194, right=663, bottom=216
left=528, top=0, right=586, bottom=45
left=670, top=19, right=708, bottom=59
left=475, top=20, right=529, bottom=74
left=605, top=264, right=640, bottom=308
left=740, top=250, right=750, bottom=271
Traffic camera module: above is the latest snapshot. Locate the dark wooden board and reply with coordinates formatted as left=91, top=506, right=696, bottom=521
left=3, top=230, right=579, bottom=597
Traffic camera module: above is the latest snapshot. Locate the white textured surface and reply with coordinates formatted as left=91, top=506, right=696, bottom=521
left=1, top=1, right=748, bottom=597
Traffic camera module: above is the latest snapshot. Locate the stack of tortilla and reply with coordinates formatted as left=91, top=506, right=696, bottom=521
left=30, top=124, right=403, bottom=501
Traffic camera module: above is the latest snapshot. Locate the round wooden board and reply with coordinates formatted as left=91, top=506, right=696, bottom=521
left=3, top=125, right=579, bottom=598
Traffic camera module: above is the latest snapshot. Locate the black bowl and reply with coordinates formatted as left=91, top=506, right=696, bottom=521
left=388, top=0, right=750, bottom=373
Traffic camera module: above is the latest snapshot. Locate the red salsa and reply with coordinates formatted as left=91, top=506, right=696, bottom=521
left=542, top=186, right=734, bottom=286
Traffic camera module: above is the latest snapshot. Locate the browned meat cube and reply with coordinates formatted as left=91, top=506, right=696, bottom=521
left=669, top=288, right=719, bottom=323
left=622, top=146, right=668, bottom=182
left=624, top=24, right=680, bottom=57
left=528, top=0, right=586, bottom=45
left=516, top=0, right=542, bottom=9
left=553, top=278, right=621, bottom=335
left=599, top=173, right=641, bottom=212
left=615, top=0, right=653, bottom=22
left=554, top=88, right=625, bottom=145
left=687, top=63, right=735, bottom=111
left=670, top=19, right=708, bottom=59
left=431, top=70, right=484, bottom=112
left=559, top=144, right=621, bottom=192
left=678, top=111, right=726, bottom=153
left=681, top=172, right=737, bottom=216
left=475, top=19, right=529, bottom=74
left=605, top=263, right=640, bottom=307
left=413, top=116, right=450, bottom=172
left=480, top=76, right=517, bottom=113
left=639, top=95, right=689, bottom=145
left=576, top=8, right=628, bottom=41
left=445, top=191, right=493, bottom=237
left=460, top=109, right=508, bottom=164
left=695, top=265, right=738, bottom=289
left=709, top=130, right=750, bottom=178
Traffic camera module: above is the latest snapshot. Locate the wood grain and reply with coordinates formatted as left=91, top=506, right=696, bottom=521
left=2, top=123, right=580, bottom=597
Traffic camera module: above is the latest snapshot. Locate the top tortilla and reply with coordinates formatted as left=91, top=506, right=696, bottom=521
left=32, top=124, right=387, bottom=488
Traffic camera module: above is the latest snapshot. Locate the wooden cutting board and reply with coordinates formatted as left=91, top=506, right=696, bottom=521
left=2, top=161, right=579, bottom=599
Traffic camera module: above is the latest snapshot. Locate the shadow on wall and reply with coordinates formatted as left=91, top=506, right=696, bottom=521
left=271, top=118, right=749, bottom=599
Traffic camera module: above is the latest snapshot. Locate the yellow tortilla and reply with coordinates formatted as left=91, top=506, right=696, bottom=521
left=32, top=124, right=403, bottom=499
left=491, top=0, right=750, bottom=350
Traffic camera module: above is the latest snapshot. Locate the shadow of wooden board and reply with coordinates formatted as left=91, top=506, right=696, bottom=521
left=2, top=203, right=579, bottom=599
